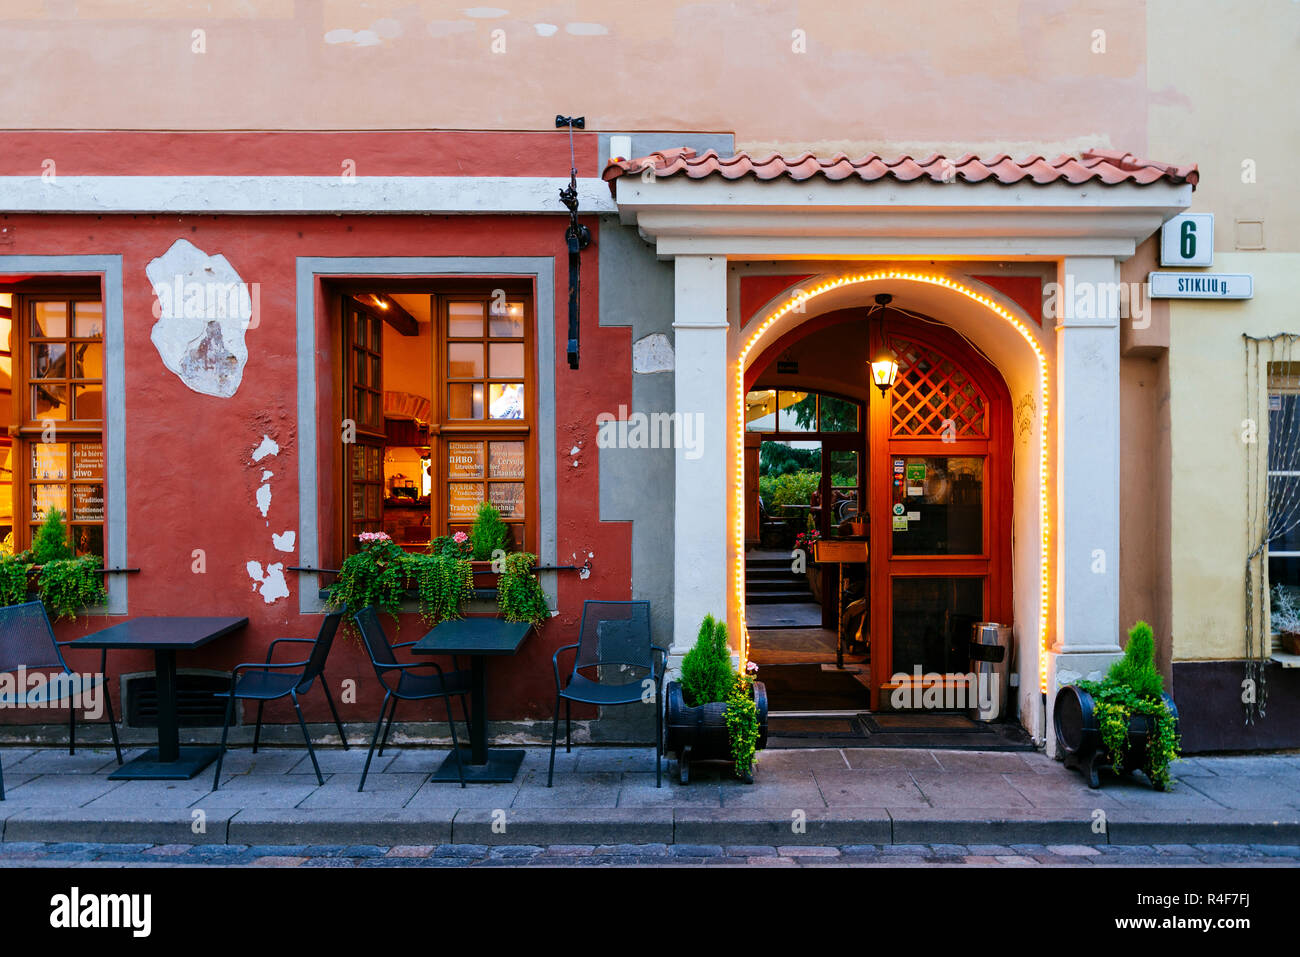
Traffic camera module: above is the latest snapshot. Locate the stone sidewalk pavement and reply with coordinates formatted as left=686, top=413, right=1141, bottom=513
left=1, top=745, right=1298, bottom=849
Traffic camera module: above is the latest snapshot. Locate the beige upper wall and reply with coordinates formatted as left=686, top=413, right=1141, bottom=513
left=1147, top=0, right=1300, bottom=252
left=1, top=0, right=1146, bottom=156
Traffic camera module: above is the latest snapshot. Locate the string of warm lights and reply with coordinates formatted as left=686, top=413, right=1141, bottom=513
left=733, top=271, right=1052, bottom=692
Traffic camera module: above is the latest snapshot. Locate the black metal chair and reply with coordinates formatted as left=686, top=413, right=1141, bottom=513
left=354, top=606, right=472, bottom=790
left=0, top=600, right=123, bottom=800
left=549, top=600, right=666, bottom=787
left=211, top=611, right=349, bottom=789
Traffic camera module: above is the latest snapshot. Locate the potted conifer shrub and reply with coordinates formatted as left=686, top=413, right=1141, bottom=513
left=1054, top=620, right=1181, bottom=790
left=664, top=614, right=768, bottom=784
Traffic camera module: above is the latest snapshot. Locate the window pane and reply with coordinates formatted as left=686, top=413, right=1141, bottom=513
left=448, top=302, right=484, bottom=338
left=352, top=349, right=367, bottom=385
left=31, top=484, right=66, bottom=522
left=489, top=482, right=525, bottom=519
left=892, top=576, right=984, bottom=677
left=73, top=302, right=103, bottom=339
left=72, top=483, right=104, bottom=522
left=489, top=383, right=524, bottom=419
left=777, top=391, right=817, bottom=432
left=72, top=342, right=103, bottom=379
left=820, top=395, right=858, bottom=432
left=447, top=343, right=484, bottom=379
left=488, top=441, right=525, bottom=479
left=489, top=342, right=524, bottom=378
left=32, top=302, right=67, bottom=338
left=32, top=443, right=68, bottom=480
left=745, top=390, right=777, bottom=432
left=32, top=343, right=66, bottom=379
left=447, top=440, right=484, bottom=479
left=74, top=386, right=103, bottom=420
left=448, top=482, right=484, bottom=521
left=366, top=445, right=382, bottom=480
left=891, top=456, right=983, bottom=556
left=489, top=301, right=525, bottom=338
left=829, top=449, right=860, bottom=531
left=448, top=383, right=484, bottom=419
left=72, top=523, right=103, bottom=558
left=73, top=442, right=104, bottom=481
left=32, top=384, right=68, bottom=419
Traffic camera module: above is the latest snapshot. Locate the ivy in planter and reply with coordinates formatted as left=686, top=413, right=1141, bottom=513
left=0, top=555, right=30, bottom=607
left=496, top=551, right=549, bottom=628
left=327, top=532, right=476, bottom=633
left=1077, top=620, right=1181, bottom=789
left=38, top=556, right=107, bottom=622
left=327, top=533, right=411, bottom=627
left=410, top=552, right=474, bottom=626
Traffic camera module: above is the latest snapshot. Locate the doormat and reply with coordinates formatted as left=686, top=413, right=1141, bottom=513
left=858, top=713, right=984, bottom=734
left=762, top=713, right=1035, bottom=751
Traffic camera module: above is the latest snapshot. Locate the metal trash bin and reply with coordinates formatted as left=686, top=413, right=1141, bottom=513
left=968, top=623, right=1012, bottom=721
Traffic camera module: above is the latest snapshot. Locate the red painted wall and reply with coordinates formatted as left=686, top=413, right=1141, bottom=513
left=0, top=206, right=629, bottom=728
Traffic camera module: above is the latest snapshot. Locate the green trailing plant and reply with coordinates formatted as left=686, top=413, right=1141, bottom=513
left=327, top=533, right=410, bottom=627
left=680, top=614, right=735, bottom=707
left=411, top=553, right=474, bottom=625
left=31, top=509, right=73, bottom=565
left=723, top=674, right=761, bottom=779
left=496, top=551, right=549, bottom=628
left=0, top=556, right=31, bottom=607
left=470, top=502, right=510, bottom=561
left=37, top=556, right=106, bottom=622
left=1078, top=620, right=1181, bottom=789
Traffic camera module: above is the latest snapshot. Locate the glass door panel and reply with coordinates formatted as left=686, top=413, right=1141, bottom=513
left=890, top=576, right=983, bottom=678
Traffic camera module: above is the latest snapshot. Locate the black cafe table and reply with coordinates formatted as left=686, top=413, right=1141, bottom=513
left=67, top=617, right=249, bottom=780
left=412, top=617, right=533, bottom=783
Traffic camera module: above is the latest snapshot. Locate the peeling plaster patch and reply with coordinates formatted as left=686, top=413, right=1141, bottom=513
left=579, top=564, right=591, bottom=580
left=632, top=333, right=674, bottom=374
left=146, top=239, right=250, bottom=397
left=261, top=470, right=273, bottom=481
left=565, top=22, right=608, bottom=35
left=325, top=28, right=381, bottom=46
left=572, top=460, right=579, bottom=467
left=246, top=561, right=290, bottom=604
left=569, top=446, right=580, bottom=455
left=427, top=20, right=475, bottom=37
left=464, top=7, right=509, bottom=17
left=534, top=23, right=557, bottom=36
left=272, top=530, right=296, bottom=553
left=251, top=435, right=279, bottom=462
left=256, top=484, right=271, bottom=518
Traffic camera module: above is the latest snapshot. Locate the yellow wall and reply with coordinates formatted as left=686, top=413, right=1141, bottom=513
left=1169, top=253, right=1300, bottom=660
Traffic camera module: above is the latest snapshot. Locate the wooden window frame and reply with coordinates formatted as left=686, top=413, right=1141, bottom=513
left=7, top=287, right=107, bottom=557
left=336, top=281, right=538, bottom=558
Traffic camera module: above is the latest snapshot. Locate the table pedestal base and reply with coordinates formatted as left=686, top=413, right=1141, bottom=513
left=429, top=748, right=525, bottom=784
left=109, top=746, right=221, bottom=781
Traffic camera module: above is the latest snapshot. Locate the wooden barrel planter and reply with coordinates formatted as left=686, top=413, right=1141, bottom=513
left=664, top=680, right=768, bottom=785
left=1054, top=684, right=1179, bottom=789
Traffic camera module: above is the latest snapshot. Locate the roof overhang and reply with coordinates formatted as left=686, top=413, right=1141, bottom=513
left=614, top=177, right=1194, bottom=260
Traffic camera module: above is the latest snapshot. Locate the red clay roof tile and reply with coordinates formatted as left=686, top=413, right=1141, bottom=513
left=602, top=148, right=1197, bottom=193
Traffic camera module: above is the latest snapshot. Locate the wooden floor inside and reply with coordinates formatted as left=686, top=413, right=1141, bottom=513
left=748, top=626, right=868, bottom=667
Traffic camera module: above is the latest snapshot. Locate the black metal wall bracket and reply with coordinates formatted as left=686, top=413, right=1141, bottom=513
left=556, top=114, right=592, bottom=370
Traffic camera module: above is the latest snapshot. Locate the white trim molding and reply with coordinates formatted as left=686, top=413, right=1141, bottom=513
left=0, top=176, right=617, bottom=216
left=616, top=177, right=1193, bottom=260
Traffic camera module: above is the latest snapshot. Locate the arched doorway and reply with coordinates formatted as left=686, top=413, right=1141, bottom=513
left=743, top=306, right=1012, bottom=711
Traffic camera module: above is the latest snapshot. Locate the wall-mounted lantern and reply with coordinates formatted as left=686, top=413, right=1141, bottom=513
left=870, top=293, right=897, bottom=395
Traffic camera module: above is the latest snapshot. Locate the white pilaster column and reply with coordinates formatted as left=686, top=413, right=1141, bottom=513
left=1046, top=256, right=1125, bottom=755
left=670, top=254, right=729, bottom=662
